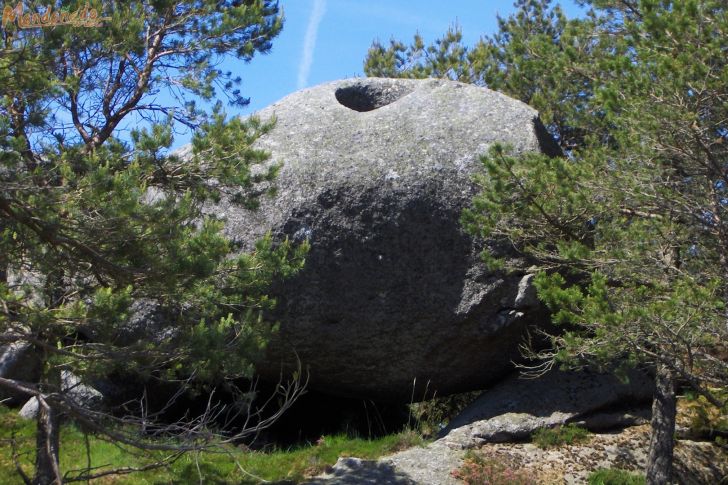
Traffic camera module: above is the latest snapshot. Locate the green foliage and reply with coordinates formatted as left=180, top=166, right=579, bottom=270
left=531, top=423, right=591, bottom=449
left=369, top=0, right=728, bottom=477
left=0, top=405, right=420, bottom=484
left=450, top=450, right=537, bottom=485
left=0, top=1, right=308, bottom=482
left=679, top=390, right=728, bottom=443
left=468, top=0, right=726, bottom=392
left=0, top=0, right=296, bottom=379
left=382, top=0, right=728, bottom=402
left=588, top=468, right=646, bottom=485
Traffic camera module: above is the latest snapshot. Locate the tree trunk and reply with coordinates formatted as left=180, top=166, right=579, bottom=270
left=33, top=357, right=62, bottom=485
left=0, top=219, right=6, bottom=286
left=32, top=397, right=62, bottom=485
left=646, top=364, right=676, bottom=485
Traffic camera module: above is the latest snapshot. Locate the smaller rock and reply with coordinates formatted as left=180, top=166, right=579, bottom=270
left=18, top=397, right=39, bottom=420
left=18, top=371, right=103, bottom=420
left=440, top=370, right=654, bottom=449
left=514, top=274, right=539, bottom=309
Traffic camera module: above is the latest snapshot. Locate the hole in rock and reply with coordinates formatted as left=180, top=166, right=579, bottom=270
left=101, top=374, right=410, bottom=449
left=335, top=82, right=414, bottom=112
left=250, top=388, right=410, bottom=448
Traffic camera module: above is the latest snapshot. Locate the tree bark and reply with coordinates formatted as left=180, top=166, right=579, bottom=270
left=33, top=351, right=62, bottom=485
left=646, top=364, right=676, bottom=485
left=0, top=218, right=6, bottom=290
left=33, top=396, right=62, bottom=485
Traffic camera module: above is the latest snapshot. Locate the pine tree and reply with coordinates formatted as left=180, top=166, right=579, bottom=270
left=0, top=1, right=307, bottom=483
left=366, top=1, right=728, bottom=483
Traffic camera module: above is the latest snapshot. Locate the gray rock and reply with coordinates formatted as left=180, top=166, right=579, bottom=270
left=114, top=299, right=177, bottom=345
left=18, top=396, right=39, bottom=419
left=382, top=442, right=464, bottom=485
left=193, top=77, right=561, bottom=400
left=306, top=444, right=466, bottom=485
left=440, top=369, right=654, bottom=449
left=514, top=274, right=539, bottom=309
left=306, top=457, right=416, bottom=485
left=18, top=371, right=103, bottom=420
left=0, top=341, right=41, bottom=405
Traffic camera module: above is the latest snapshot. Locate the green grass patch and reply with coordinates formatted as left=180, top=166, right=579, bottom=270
left=531, top=423, right=591, bottom=449
left=588, top=468, right=646, bottom=485
left=0, top=405, right=426, bottom=484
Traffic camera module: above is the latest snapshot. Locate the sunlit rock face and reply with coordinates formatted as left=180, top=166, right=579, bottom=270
left=198, top=77, right=561, bottom=401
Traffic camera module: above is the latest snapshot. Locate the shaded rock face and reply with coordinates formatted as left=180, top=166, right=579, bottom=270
left=0, top=342, right=41, bottom=405
left=198, top=77, right=561, bottom=400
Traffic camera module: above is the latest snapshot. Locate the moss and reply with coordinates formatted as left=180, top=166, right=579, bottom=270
left=531, top=423, right=591, bottom=449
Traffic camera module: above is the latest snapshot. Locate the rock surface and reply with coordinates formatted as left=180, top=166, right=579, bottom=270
left=18, top=371, right=103, bottom=420
left=305, top=370, right=726, bottom=485
left=306, top=428, right=728, bottom=485
left=307, top=443, right=465, bottom=485
left=307, top=457, right=417, bottom=485
left=191, top=77, right=561, bottom=400
left=0, top=341, right=41, bottom=405
left=464, top=425, right=728, bottom=485
left=440, top=370, right=655, bottom=449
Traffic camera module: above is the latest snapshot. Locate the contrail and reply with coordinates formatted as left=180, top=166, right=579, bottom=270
left=297, top=0, right=326, bottom=90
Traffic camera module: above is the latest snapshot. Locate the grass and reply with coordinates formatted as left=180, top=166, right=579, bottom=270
left=587, top=468, right=646, bottom=485
left=0, top=405, right=426, bottom=484
left=531, top=423, right=591, bottom=449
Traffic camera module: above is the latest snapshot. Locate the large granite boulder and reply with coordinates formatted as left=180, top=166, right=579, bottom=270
left=196, top=77, right=561, bottom=400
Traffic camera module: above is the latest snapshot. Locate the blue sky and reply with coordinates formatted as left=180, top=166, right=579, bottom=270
left=172, top=0, right=583, bottom=149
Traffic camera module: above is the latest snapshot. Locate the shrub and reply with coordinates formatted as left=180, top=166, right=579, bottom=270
left=678, top=390, right=728, bottom=443
left=531, top=423, right=590, bottom=449
left=588, top=468, right=646, bottom=485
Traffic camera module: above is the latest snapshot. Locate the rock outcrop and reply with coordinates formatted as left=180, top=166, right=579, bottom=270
left=194, top=77, right=562, bottom=400
left=440, top=370, right=654, bottom=449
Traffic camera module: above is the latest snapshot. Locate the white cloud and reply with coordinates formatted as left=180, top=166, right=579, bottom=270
left=297, top=0, right=327, bottom=90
